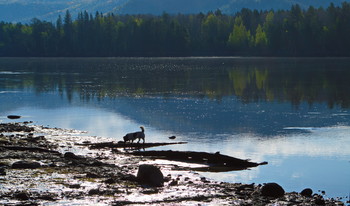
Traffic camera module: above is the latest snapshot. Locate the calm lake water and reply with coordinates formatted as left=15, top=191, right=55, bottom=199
left=1, top=57, right=349, bottom=200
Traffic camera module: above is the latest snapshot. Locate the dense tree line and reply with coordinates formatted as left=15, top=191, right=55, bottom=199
left=1, top=2, right=350, bottom=57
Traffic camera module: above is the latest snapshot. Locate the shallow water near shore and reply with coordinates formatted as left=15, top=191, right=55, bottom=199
left=1, top=57, right=350, bottom=201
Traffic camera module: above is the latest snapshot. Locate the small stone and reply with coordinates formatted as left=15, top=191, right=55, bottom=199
left=7, top=115, right=21, bottom=119
left=88, top=189, right=100, bottom=196
left=105, top=178, right=117, bottom=184
left=137, top=164, right=164, bottom=187
left=86, top=172, right=100, bottom=178
left=315, top=198, right=326, bottom=205
left=142, top=188, right=159, bottom=194
left=163, top=176, right=171, bottom=182
left=300, top=188, right=313, bottom=197
left=169, top=180, right=178, bottom=186
left=261, top=182, right=285, bottom=198
left=120, top=174, right=137, bottom=181
left=14, top=192, right=29, bottom=200
left=168, top=136, right=176, bottom=139
left=64, top=152, right=79, bottom=159
left=39, top=195, right=56, bottom=201
left=12, top=161, right=41, bottom=169
left=37, top=135, right=46, bottom=140
left=0, top=167, right=6, bottom=176
left=69, top=184, right=81, bottom=189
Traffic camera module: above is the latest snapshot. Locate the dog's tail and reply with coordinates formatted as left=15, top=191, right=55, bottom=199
left=140, top=126, right=145, bottom=133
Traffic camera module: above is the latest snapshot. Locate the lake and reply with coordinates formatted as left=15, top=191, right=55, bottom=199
left=0, top=57, right=349, bottom=200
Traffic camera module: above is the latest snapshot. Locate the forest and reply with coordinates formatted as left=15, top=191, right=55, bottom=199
left=1, top=2, right=350, bottom=57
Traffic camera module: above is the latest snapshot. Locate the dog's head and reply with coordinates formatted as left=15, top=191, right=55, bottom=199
left=123, top=135, right=128, bottom=142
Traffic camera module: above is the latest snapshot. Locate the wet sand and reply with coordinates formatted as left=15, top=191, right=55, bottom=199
left=0, top=122, right=346, bottom=205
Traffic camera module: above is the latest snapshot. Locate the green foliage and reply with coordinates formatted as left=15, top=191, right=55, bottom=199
left=1, top=3, right=350, bottom=56
left=228, top=16, right=252, bottom=52
left=254, top=24, right=267, bottom=48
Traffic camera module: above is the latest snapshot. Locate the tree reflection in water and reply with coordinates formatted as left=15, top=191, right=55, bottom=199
left=1, top=57, right=349, bottom=108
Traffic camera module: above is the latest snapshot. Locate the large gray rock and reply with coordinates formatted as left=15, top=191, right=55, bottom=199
left=137, top=164, right=164, bottom=187
left=12, top=160, right=41, bottom=169
left=261, top=182, right=285, bottom=198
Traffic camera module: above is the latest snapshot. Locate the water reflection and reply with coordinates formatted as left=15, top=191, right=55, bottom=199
left=0, top=57, right=350, bottom=199
left=1, top=57, right=350, bottom=107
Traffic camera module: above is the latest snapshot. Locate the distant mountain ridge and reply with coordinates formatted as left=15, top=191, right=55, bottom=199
left=0, top=0, right=349, bottom=22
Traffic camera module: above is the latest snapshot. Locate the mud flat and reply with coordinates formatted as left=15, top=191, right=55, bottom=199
left=0, top=122, right=347, bottom=205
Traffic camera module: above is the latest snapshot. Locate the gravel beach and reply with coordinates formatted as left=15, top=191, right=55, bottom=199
left=0, top=122, right=347, bottom=205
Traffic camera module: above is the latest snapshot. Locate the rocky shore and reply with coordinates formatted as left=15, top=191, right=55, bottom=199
left=0, top=122, right=347, bottom=205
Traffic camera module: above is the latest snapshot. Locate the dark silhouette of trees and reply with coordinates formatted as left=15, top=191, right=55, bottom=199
left=1, top=3, right=350, bottom=57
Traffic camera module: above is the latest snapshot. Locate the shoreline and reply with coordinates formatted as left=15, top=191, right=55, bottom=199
left=0, top=122, right=347, bottom=205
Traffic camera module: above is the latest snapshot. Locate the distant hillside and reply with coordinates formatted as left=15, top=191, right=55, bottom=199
left=118, top=0, right=228, bottom=15
left=0, top=0, right=349, bottom=22
left=118, top=0, right=349, bottom=15
left=0, top=0, right=130, bottom=23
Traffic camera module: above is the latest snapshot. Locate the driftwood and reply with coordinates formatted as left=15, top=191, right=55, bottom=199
left=75, top=141, right=267, bottom=171
left=75, top=141, right=187, bottom=149
left=132, top=150, right=268, bottom=171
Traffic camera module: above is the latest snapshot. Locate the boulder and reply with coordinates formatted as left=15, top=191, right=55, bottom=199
left=12, top=161, right=41, bottom=169
left=300, top=188, right=313, bottom=197
left=261, top=182, right=285, bottom=198
left=137, top=164, right=164, bottom=187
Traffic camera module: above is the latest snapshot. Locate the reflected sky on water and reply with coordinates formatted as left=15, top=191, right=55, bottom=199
left=0, top=57, right=349, bottom=199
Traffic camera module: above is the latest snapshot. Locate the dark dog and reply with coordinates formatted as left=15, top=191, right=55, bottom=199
left=123, top=126, right=145, bottom=144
